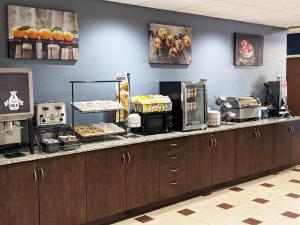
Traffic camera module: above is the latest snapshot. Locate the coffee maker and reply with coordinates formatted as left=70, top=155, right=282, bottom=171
left=0, top=68, right=34, bottom=155
left=264, top=80, right=292, bottom=117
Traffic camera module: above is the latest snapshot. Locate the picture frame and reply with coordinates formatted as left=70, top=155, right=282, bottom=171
left=234, top=33, right=264, bottom=66
left=149, top=23, right=192, bottom=65
left=7, top=5, right=79, bottom=61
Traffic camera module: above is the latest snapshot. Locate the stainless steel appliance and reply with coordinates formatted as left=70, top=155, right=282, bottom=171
left=227, top=96, right=261, bottom=122
left=34, top=102, right=67, bottom=127
left=131, top=112, right=173, bottom=135
left=160, top=80, right=207, bottom=131
left=0, top=68, right=34, bottom=154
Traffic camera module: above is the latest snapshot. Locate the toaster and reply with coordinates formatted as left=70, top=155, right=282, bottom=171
left=227, top=96, right=261, bottom=122
left=34, top=102, right=67, bottom=127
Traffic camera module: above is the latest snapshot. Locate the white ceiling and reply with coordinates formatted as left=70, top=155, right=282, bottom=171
left=105, top=0, right=300, bottom=28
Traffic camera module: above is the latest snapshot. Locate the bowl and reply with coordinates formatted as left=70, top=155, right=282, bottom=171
left=239, top=48, right=254, bottom=59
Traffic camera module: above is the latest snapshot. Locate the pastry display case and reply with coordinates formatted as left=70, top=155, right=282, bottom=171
left=70, top=80, right=127, bottom=139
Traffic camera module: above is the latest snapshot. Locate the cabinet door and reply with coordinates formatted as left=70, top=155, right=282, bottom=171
left=188, top=134, right=213, bottom=191
left=38, top=154, right=86, bottom=225
left=126, top=142, right=159, bottom=209
left=236, top=127, right=257, bottom=178
left=256, top=125, right=275, bottom=173
left=0, top=162, right=39, bottom=225
left=86, top=148, right=126, bottom=222
left=274, top=122, right=291, bottom=168
left=213, top=130, right=236, bottom=184
left=291, top=121, right=300, bottom=163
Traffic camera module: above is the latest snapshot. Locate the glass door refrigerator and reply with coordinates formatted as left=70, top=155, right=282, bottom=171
left=160, top=80, right=207, bottom=131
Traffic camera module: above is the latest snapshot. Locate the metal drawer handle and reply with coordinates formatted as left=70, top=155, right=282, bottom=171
left=127, top=152, right=131, bottom=165
left=170, top=155, right=178, bottom=159
left=170, top=181, right=179, bottom=185
left=210, top=136, right=214, bottom=149
left=122, top=153, right=126, bottom=165
left=170, top=169, right=178, bottom=172
left=289, top=126, right=293, bottom=133
left=254, top=129, right=258, bottom=140
left=33, top=169, right=37, bottom=183
left=170, top=143, right=178, bottom=147
left=292, top=126, right=296, bottom=134
left=213, top=137, right=217, bottom=148
left=257, top=130, right=261, bottom=140
left=40, top=168, right=44, bottom=182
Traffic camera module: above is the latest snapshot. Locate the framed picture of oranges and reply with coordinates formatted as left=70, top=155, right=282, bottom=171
left=149, top=23, right=192, bottom=65
left=234, top=33, right=264, bottom=66
left=7, top=5, right=79, bottom=60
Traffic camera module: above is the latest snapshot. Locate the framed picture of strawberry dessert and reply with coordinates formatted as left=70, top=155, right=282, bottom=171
left=7, top=5, right=79, bottom=60
left=234, top=33, right=264, bottom=66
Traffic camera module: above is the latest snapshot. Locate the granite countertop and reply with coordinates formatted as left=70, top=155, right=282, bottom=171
left=1, top=117, right=299, bottom=166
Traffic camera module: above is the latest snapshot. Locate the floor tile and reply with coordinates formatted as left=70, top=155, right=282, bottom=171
left=135, top=215, right=153, bottom=223
left=146, top=204, right=183, bottom=218
left=153, top=213, right=207, bottom=225
left=282, top=211, right=300, bottom=219
left=261, top=215, right=300, bottom=225
left=228, top=201, right=282, bottom=221
left=177, top=208, right=195, bottom=216
left=260, top=183, right=274, bottom=188
left=229, top=187, right=244, bottom=192
left=252, top=198, right=269, bottom=204
left=189, top=206, right=244, bottom=225
left=286, top=193, right=300, bottom=199
left=289, top=179, right=300, bottom=184
left=217, top=203, right=234, bottom=209
left=242, top=218, right=262, bottom=225
left=114, top=218, right=140, bottom=225
left=114, top=166, right=300, bottom=225
left=266, top=196, right=300, bottom=212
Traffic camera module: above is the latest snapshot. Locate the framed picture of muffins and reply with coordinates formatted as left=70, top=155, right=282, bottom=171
left=234, top=33, right=264, bottom=66
left=149, top=23, right=192, bottom=65
left=7, top=5, right=79, bottom=60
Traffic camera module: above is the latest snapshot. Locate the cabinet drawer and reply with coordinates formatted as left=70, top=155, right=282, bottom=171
left=160, top=162, right=187, bottom=179
left=160, top=177, right=187, bottom=200
left=160, top=138, right=186, bottom=153
left=160, top=149, right=187, bottom=166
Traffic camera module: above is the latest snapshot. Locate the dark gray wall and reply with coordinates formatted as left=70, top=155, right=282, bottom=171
left=0, top=0, right=287, bottom=114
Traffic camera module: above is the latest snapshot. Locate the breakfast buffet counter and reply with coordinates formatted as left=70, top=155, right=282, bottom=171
left=1, top=116, right=299, bottom=166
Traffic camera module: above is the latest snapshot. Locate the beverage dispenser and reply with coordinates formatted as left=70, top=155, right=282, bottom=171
left=0, top=68, right=34, bottom=155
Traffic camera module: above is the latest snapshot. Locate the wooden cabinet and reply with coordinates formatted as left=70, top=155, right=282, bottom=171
left=1, top=120, right=299, bottom=225
left=212, top=130, right=236, bottom=185
left=291, top=121, right=300, bottom=164
left=236, top=127, right=257, bottom=178
left=274, top=121, right=300, bottom=167
left=38, top=154, right=86, bottom=225
left=274, top=122, right=292, bottom=168
left=126, top=142, right=159, bottom=209
left=188, top=134, right=213, bottom=191
left=236, top=125, right=274, bottom=178
left=159, top=138, right=188, bottom=199
left=255, top=125, right=275, bottom=173
left=0, top=162, right=39, bottom=225
left=86, top=142, right=159, bottom=221
left=86, top=147, right=126, bottom=222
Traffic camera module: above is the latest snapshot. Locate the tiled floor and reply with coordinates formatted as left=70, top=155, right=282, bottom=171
left=114, top=165, right=300, bottom=225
